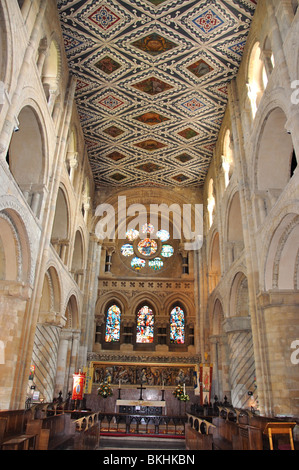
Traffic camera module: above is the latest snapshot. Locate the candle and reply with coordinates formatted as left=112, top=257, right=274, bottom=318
left=183, top=383, right=186, bottom=394
left=119, top=380, right=121, bottom=389
left=162, top=381, right=164, bottom=390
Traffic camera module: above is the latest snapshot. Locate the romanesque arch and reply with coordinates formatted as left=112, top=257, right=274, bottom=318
left=226, top=191, right=244, bottom=266
left=7, top=105, right=46, bottom=219
left=51, top=186, right=70, bottom=264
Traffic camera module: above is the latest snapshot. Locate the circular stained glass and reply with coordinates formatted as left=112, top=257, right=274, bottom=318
left=156, top=230, right=170, bottom=242
left=131, top=257, right=146, bottom=271
left=121, top=244, right=134, bottom=257
left=137, top=238, right=158, bottom=257
left=126, top=229, right=139, bottom=241
left=149, top=258, right=164, bottom=271
left=142, top=223, right=155, bottom=234
left=161, top=244, right=174, bottom=258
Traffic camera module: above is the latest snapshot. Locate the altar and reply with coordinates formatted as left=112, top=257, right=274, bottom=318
left=116, top=382, right=166, bottom=415
left=116, top=399, right=166, bottom=415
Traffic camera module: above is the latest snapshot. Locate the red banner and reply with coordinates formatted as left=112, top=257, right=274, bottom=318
left=199, top=364, right=213, bottom=405
left=72, top=372, right=86, bottom=400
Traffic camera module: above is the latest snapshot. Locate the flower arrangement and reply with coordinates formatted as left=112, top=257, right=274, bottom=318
left=97, top=382, right=113, bottom=398
left=173, top=384, right=190, bottom=402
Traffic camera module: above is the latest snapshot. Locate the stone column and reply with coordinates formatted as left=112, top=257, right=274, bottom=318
left=223, top=316, right=257, bottom=409
left=257, top=291, right=299, bottom=417
left=55, top=330, right=73, bottom=398
left=0, top=281, right=32, bottom=409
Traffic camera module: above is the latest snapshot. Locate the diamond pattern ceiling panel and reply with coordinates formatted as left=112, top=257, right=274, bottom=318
left=57, top=0, right=257, bottom=188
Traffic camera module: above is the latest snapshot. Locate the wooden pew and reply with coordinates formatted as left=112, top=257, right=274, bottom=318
left=186, top=414, right=216, bottom=450
left=73, top=413, right=100, bottom=450
left=0, top=409, right=37, bottom=450
left=26, top=410, right=76, bottom=450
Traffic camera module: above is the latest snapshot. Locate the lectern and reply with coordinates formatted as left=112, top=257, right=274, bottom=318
left=263, top=422, right=296, bottom=450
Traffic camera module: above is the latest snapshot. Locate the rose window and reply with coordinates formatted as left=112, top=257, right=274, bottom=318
left=120, top=224, right=174, bottom=272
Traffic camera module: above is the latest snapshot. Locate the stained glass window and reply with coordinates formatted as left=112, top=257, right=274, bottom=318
left=121, top=244, right=134, bottom=257
left=105, top=305, right=121, bottom=343
left=136, top=305, right=154, bottom=343
left=161, top=244, right=174, bottom=258
left=170, top=306, right=185, bottom=344
left=131, top=257, right=146, bottom=271
left=142, top=223, right=155, bottom=234
left=137, top=238, right=158, bottom=257
left=157, top=229, right=170, bottom=242
left=126, top=228, right=139, bottom=241
left=149, top=258, right=163, bottom=270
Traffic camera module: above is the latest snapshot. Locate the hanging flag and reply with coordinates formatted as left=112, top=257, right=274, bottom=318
left=83, top=366, right=93, bottom=394
left=72, top=371, right=86, bottom=400
left=194, top=365, right=200, bottom=395
left=199, top=363, right=213, bottom=405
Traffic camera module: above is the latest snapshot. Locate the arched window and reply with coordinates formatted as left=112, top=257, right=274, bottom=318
left=222, top=129, right=234, bottom=189
left=170, top=306, right=185, bottom=344
left=136, top=305, right=154, bottom=343
left=247, top=43, right=267, bottom=118
left=105, top=304, right=121, bottom=343
left=207, top=179, right=215, bottom=229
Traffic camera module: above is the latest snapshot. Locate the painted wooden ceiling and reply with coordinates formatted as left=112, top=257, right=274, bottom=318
left=57, top=0, right=257, bottom=188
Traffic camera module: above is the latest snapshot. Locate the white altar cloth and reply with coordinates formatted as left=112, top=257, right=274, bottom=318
left=116, top=399, right=165, bottom=407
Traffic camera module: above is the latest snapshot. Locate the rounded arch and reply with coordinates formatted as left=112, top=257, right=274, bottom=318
left=51, top=186, right=70, bottom=240
left=71, top=229, right=85, bottom=278
left=8, top=105, right=44, bottom=182
left=64, top=293, right=79, bottom=330
left=39, top=266, right=61, bottom=317
left=229, top=271, right=249, bottom=318
left=255, top=107, right=294, bottom=195
left=0, top=207, right=31, bottom=284
left=227, top=192, right=244, bottom=243
left=211, top=298, right=225, bottom=336
left=264, top=212, right=299, bottom=291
